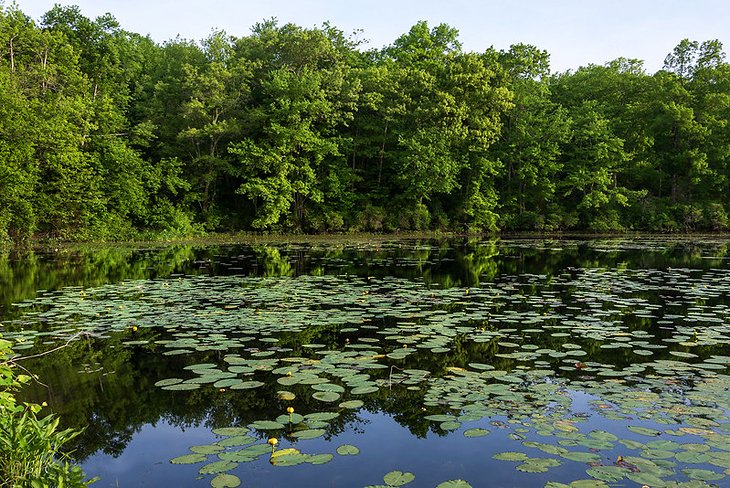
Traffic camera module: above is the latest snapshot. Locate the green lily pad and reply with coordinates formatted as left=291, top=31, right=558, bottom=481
left=586, top=466, right=628, bottom=482
left=493, top=452, right=529, bottom=462
left=305, top=412, right=339, bottom=422
left=627, top=426, right=662, bottom=436
left=588, top=430, right=618, bottom=442
left=170, top=453, right=207, bottom=465
left=213, top=378, right=241, bottom=388
left=308, top=453, right=334, bottom=465
left=271, top=453, right=309, bottom=466
left=425, top=415, right=456, bottom=422
left=435, top=481, right=472, bottom=488
left=278, top=391, right=296, bottom=401
left=190, top=444, right=224, bottom=454
left=675, top=451, right=711, bottom=463
left=681, top=468, right=725, bottom=481
left=154, top=378, right=183, bottom=387
left=440, top=421, right=461, bottom=431
left=162, top=383, right=200, bottom=391
left=569, top=481, right=609, bottom=488
left=516, top=462, right=550, bottom=473
left=231, top=380, right=264, bottom=390
left=250, top=420, right=285, bottom=430
left=210, top=473, right=241, bottom=488
left=336, top=444, right=360, bottom=456
left=312, top=391, right=341, bottom=402
left=199, top=460, right=238, bottom=475
left=339, top=400, right=364, bottom=409
left=560, top=451, right=602, bottom=463
left=291, top=428, right=327, bottom=440
left=626, top=472, right=667, bottom=486
left=383, top=470, right=415, bottom=486
left=351, top=385, right=379, bottom=395
left=212, top=427, right=249, bottom=436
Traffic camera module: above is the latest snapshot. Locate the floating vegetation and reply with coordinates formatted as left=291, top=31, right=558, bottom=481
left=5, top=239, right=730, bottom=487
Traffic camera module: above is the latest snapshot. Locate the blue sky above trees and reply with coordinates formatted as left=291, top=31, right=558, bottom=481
left=16, top=0, right=730, bottom=72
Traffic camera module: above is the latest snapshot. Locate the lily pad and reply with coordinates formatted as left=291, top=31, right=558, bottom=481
left=190, top=444, right=224, bottom=454
left=435, top=481, right=472, bottom=488
left=336, top=444, right=360, bottom=456
left=291, top=428, right=326, bottom=440
left=250, top=420, right=285, bottom=430
left=212, top=427, right=250, bottom=436
left=312, top=391, right=341, bottom=402
left=560, top=451, right=602, bottom=463
left=170, top=453, right=207, bottom=465
left=627, top=426, right=662, bottom=436
left=383, top=471, right=415, bottom=486
left=339, top=400, right=364, bottom=409
left=210, top=473, right=241, bottom=488
left=199, top=460, right=238, bottom=475
left=586, top=466, right=628, bottom=482
left=308, top=453, right=334, bottom=465
left=682, top=468, right=725, bottom=481
left=493, top=452, right=529, bottom=462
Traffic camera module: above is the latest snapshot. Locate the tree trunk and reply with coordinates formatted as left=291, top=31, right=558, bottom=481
left=9, top=35, right=16, bottom=73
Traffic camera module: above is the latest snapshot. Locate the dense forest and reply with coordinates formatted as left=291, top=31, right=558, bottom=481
left=1, top=4, right=729, bottom=243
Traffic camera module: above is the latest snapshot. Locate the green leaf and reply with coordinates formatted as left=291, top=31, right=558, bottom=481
left=210, top=473, right=241, bottom=488
left=560, top=451, right=602, bottom=463
left=681, top=468, right=725, bottom=481
left=190, top=444, right=224, bottom=454
left=249, top=420, right=285, bottom=430
left=170, top=453, right=207, bottom=465
left=435, top=480, right=472, bottom=488
left=312, top=391, right=341, bottom=402
left=291, top=429, right=326, bottom=440
left=463, top=428, right=490, bottom=438
left=383, top=471, right=415, bottom=486
left=493, top=452, right=529, bottom=462
left=307, top=453, right=334, bottom=465
left=627, top=426, right=662, bottom=436
left=336, top=444, right=360, bottom=456
left=199, top=460, right=238, bottom=475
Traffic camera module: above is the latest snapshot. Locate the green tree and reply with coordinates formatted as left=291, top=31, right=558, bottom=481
left=350, top=22, right=510, bottom=231
left=230, top=21, right=360, bottom=230
left=493, top=44, right=570, bottom=230
left=175, top=31, right=248, bottom=227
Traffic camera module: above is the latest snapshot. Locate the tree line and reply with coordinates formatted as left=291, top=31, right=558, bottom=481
left=1, top=4, right=729, bottom=242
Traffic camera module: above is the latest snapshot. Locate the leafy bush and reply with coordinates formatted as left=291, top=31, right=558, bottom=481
left=355, top=205, right=387, bottom=231
left=0, top=337, right=93, bottom=488
left=703, top=203, right=729, bottom=230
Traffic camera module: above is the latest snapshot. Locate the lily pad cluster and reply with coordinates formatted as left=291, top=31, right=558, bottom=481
left=4, top=242, right=730, bottom=487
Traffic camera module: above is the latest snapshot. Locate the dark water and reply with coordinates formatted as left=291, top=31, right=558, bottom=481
left=3, top=237, right=730, bottom=488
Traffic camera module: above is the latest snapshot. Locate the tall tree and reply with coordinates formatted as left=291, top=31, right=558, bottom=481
left=493, top=44, right=570, bottom=230
left=230, top=21, right=360, bottom=230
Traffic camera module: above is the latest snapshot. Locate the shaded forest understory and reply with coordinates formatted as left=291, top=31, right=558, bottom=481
left=1, top=5, right=730, bottom=243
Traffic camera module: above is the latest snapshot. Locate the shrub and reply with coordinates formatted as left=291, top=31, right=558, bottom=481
left=0, top=337, right=93, bottom=488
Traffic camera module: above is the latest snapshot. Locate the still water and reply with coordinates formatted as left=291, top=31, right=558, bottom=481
left=2, top=237, right=730, bottom=488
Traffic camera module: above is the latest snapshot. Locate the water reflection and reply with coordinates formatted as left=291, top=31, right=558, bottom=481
left=3, top=237, right=730, bottom=486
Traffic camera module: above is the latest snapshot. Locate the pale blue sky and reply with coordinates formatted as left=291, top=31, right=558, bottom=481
left=13, top=0, right=730, bottom=73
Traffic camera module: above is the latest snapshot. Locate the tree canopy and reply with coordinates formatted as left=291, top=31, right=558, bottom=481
left=1, top=4, right=730, bottom=242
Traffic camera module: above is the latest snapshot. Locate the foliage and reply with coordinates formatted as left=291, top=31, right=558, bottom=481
left=0, top=336, right=92, bottom=487
left=1, top=4, right=730, bottom=241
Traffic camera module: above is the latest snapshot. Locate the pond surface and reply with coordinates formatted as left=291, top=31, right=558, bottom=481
left=3, top=237, right=730, bottom=488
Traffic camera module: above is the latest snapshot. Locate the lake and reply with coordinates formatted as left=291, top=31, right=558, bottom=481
left=3, top=237, right=730, bottom=488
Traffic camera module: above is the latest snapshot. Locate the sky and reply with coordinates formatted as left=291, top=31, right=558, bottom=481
left=13, top=0, right=730, bottom=73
